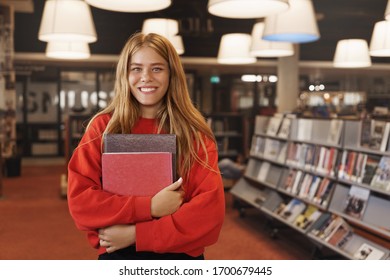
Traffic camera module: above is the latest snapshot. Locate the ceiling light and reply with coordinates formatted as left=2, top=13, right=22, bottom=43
left=250, top=22, right=294, bottom=57
left=142, top=18, right=179, bottom=37
left=208, top=0, right=289, bottom=19
left=333, top=39, right=371, bottom=68
left=369, top=20, right=390, bottom=57
left=217, top=33, right=256, bottom=64
left=86, top=0, right=171, bottom=12
left=262, top=0, right=320, bottom=43
left=38, top=0, right=97, bottom=43
left=170, top=35, right=185, bottom=55
left=385, top=0, right=390, bottom=20
left=46, top=41, right=90, bottom=59
left=141, top=18, right=184, bottom=54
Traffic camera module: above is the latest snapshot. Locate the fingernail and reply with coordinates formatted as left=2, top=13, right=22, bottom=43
left=178, top=177, right=183, bottom=183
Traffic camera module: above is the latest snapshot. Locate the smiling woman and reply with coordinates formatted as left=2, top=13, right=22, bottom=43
left=66, top=32, right=226, bottom=260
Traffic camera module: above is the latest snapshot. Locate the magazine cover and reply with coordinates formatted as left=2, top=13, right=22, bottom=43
left=343, top=185, right=370, bottom=219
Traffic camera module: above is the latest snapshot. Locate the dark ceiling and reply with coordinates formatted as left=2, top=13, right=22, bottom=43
left=13, top=0, right=390, bottom=64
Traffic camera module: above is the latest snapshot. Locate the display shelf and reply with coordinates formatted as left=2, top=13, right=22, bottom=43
left=231, top=115, right=390, bottom=260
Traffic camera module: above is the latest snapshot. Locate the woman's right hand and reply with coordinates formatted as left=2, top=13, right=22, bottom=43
left=151, top=177, right=184, bottom=218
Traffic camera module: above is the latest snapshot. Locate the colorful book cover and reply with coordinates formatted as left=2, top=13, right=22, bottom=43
left=353, top=243, right=386, bottom=260
left=102, top=152, right=173, bottom=196
left=370, top=156, right=390, bottom=191
left=343, top=185, right=370, bottom=219
left=104, top=133, right=177, bottom=180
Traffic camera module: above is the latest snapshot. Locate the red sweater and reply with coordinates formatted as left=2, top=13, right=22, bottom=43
left=67, top=114, right=225, bottom=257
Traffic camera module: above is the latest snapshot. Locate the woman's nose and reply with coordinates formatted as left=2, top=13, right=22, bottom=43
left=141, top=69, right=152, bottom=82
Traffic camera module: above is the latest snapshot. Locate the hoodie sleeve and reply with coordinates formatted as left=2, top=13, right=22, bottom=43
left=67, top=115, right=153, bottom=231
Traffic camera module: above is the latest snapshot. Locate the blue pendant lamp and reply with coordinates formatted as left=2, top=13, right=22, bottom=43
left=262, top=0, right=320, bottom=43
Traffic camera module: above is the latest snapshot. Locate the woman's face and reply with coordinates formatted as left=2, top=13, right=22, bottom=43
left=128, top=46, right=170, bottom=118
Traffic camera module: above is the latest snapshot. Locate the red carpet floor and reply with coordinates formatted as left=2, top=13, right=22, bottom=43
left=0, top=163, right=312, bottom=260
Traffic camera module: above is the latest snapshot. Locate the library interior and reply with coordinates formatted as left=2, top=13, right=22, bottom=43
left=1, top=0, right=390, bottom=260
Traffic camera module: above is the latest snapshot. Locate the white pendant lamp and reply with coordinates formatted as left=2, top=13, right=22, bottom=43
left=262, top=0, right=320, bottom=43
left=170, top=35, right=185, bottom=55
left=38, top=0, right=97, bottom=43
left=142, top=18, right=184, bottom=55
left=370, top=20, right=390, bottom=57
left=217, top=33, right=256, bottom=64
left=142, top=18, right=179, bottom=38
left=333, top=39, right=371, bottom=68
left=46, top=41, right=90, bottom=59
left=385, top=0, right=390, bottom=20
left=85, top=0, right=171, bottom=13
left=208, top=0, right=289, bottom=19
left=250, top=22, right=294, bottom=57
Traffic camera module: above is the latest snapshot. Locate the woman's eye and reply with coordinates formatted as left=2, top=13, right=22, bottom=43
left=131, top=67, right=141, bottom=72
left=152, top=68, right=162, bottom=72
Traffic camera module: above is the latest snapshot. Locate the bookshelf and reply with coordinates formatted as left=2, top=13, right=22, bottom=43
left=206, top=112, right=246, bottom=160
left=230, top=115, right=390, bottom=260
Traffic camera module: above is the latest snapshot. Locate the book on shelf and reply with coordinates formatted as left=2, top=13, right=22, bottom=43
left=277, top=117, right=291, bottom=139
left=369, top=120, right=387, bottom=150
left=276, top=142, right=288, bottom=163
left=290, top=170, right=303, bottom=195
left=326, top=119, right=343, bottom=145
left=370, top=156, right=390, bottom=191
left=266, top=116, right=283, bottom=136
left=263, top=138, right=281, bottom=160
left=353, top=243, right=386, bottom=260
left=380, top=122, right=390, bottom=152
left=293, top=205, right=319, bottom=229
left=361, top=154, right=381, bottom=185
left=250, top=135, right=265, bottom=156
left=102, top=152, right=173, bottom=196
left=310, top=212, right=334, bottom=237
left=325, top=217, right=353, bottom=248
left=297, top=173, right=313, bottom=198
left=343, top=185, right=370, bottom=219
left=279, top=198, right=307, bottom=223
left=360, top=118, right=372, bottom=148
left=281, top=169, right=296, bottom=192
left=104, top=133, right=177, bottom=181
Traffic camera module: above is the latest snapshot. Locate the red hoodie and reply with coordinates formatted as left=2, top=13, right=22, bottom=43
left=67, top=114, right=225, bottom=257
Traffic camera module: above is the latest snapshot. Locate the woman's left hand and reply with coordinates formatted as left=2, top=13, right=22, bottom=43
left=98, top=224, right=136, bottom=253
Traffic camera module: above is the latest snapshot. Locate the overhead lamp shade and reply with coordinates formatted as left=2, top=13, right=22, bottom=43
left=369, top=20, right=390, bottom=57
left=385, top=0, right=390, bottom=20
left=170, top=35, right=185, bottom=55
left=46, top=41, right=90, bottom=59
left=333, top=39, right=371, bottom=68
left=38, top=0, right=97, bottom=43
left=208, top=0, right=289, bottom=19
left=142, top=18, right=179, bottom=37
left=217, top=33, right=256, bottom=64
left=85, top=0, right=171, bottom=13
left=262, top=0, right=320, bottom=43
left=250, top=22, right=294, bottom=57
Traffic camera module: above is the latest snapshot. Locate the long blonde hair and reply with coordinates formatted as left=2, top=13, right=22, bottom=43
left=89, top=32, right=216, bottom=179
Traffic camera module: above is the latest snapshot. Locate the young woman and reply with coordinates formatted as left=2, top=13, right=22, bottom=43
left=67, top=32, right=225, bottom=260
